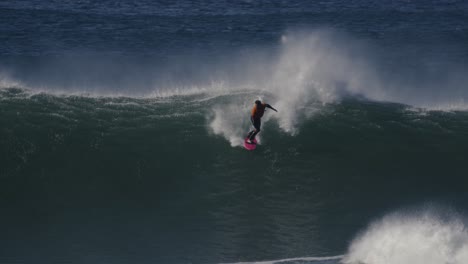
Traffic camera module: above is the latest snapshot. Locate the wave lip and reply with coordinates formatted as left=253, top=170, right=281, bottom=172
left=343, top=210, right=468, bottom=264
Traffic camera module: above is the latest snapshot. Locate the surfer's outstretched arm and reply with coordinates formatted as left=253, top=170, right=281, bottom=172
left=266, top=104, right=278, bottom=112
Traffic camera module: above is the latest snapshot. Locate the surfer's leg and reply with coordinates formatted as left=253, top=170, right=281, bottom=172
left=249, top=130, right=258, bottom=140
left=247, top=117, right=256, bottom=139
left=249, top=118, right=261, bottom=140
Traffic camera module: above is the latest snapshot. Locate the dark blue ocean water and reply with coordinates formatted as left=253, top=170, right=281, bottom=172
left=2, top=1, right=468, bottom=264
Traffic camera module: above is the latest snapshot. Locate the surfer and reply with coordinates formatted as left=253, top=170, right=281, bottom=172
left=247, top=100, right=277, bottom=144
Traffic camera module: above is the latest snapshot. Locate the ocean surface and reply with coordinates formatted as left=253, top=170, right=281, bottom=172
left=2, top=1, right=468, bottom=264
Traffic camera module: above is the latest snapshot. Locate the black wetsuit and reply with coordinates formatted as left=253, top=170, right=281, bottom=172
left=248, top=116, right=261, bottom=140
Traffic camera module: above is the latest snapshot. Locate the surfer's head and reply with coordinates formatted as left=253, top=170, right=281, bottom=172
left=255, top=100, right=262, bottom=105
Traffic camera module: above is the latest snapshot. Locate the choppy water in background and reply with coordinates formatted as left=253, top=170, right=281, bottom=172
left=2, top=1, right=468, bottom=263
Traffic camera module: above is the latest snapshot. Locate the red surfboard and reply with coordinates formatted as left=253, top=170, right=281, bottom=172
left=244, top=137, right=257, bottom=150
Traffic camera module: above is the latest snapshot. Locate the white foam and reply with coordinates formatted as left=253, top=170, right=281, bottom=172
left=147, top=81, right=232, bottom=98
left=265, top=30, right=381, bottom=133
left=209, top=103, right=253, bottom=147
left=0, top=72, right=23, bottom=89
left=221, top=255, right=344, bottom=264
left=343, top=210, right=468, bottom=264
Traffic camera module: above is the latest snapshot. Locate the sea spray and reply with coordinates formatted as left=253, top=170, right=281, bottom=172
left=2, top=29, right=468, bottom=110
left=209, top=30, right=378, bottom=143
left=343, top=210, right=468, bottom=264
left=210, top=103, right=251, bottom=147
left=267, top=30, right=380, bottom=134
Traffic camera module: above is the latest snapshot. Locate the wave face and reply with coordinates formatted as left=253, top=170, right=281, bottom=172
left=2, top=87, right=468, bottom=263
